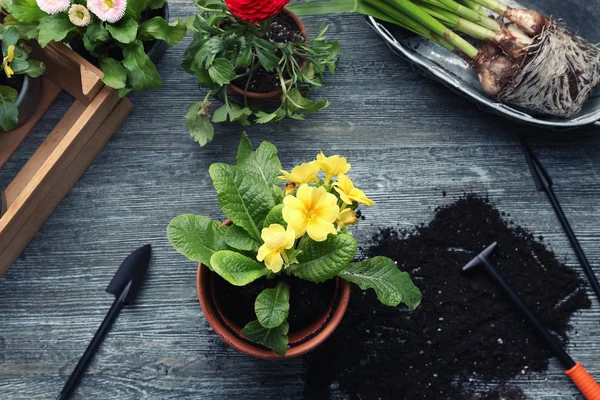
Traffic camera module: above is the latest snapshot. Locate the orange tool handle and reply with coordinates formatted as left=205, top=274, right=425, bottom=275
left=566, top=362, right=600, bottom=400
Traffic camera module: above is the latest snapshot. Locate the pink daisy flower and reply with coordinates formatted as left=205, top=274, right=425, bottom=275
left=87, top=0, right=126, bottom=23
left=68, top=4, right=92, bottom=27
left=36, top=0, right=70, bottom=15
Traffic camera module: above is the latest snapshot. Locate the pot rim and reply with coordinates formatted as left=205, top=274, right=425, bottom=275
left=196, top=220, right=351, bottom=359
left=228, top=7, right=309, bottom=101
left=15, top=74, right=30, bottom=108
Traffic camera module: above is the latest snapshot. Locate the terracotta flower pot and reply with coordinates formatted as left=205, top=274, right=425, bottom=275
left=196, top=220, right=351, bottom=359
left=228, top=8, right=309, bottom=102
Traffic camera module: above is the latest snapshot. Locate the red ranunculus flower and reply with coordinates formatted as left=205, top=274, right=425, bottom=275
left=224, top=0, right=291, bottom=24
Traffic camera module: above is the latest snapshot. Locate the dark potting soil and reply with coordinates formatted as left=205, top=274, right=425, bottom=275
left=232, top=13, right=304, bottom=93
left=0, top=73, right=24, bottom=94
left=304, top=195, right=590, bottom=400
left=213, top=273, right=336, bottom=333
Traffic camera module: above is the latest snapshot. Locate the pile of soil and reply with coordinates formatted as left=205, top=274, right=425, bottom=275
left=232, top=12, right=304, bottom=93
left=213, top=274, right=335, bottom=332
left=304, top=195, right=590, bottom=399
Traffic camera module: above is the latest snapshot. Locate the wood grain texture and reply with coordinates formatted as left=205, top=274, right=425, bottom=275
left=1, top=0, right=600, bottom=399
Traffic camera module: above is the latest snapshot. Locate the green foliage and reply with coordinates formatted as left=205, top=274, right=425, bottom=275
left=338, top=257, right=423, bottom=310
left=255, top=282, right=290, bottom=329
left=210, top=250, right=268, bottom=286
left=4, top=0, right=187, bottom=95
left=182, top=0, right=341, bottom=146
left=241, top=320, right=289, bottom=356
left=0, top=86, right=19, bottom=131
left=186, top=100, right=215, bottom=146
left=223, top=224, right=260, bottom=252
left=292, top=234, right=358, bottom=283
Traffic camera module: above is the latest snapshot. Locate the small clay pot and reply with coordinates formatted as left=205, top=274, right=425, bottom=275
left=15, top=75, right=43, bottom=129
left=197, top=220, right=351, bottom=359
left=70, top=3, right=170, bottom=66
left=228, top=8, right=309, bottom=101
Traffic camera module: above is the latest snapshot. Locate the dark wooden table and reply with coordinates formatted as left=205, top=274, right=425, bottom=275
left=1, top=1, right=599, bottom=398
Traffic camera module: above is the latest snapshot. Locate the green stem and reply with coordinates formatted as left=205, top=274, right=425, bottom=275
left=465, top=0, right=506, bottom=15
left=457, top=0, right=488, bottom=16
left=416, top=2, right=496, bottom=40
left=419, top=0, right=500, bottom=31
left=384, top=0, right=479, bottom=58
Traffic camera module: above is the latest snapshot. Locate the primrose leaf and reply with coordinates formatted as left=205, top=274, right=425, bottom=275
left=212, top=104, right=228, bottom=123
left=339, top=257, right=422, bottom=310
left=38, top=14, right=75, bottom=47
left=208, top=58, right=236, bottom=85
left=4, top=0, right=48, bottom=23
left=209, top=163, right=276, bottom=241
left=255, top=282, right=290, bottom=329
left=167, top=215, right=229, bottom=268
left=138, top=17, right=187, bottom=46
left=84, top=19, right=110, bottom=45
left=223, top=224, right=260, bottom=252
left=122, top=41, right=162, bottom=91
left=0, top=85, right=19, bottom=132
left=292, top=234, right=358, bottom=283
left=100, top=58, right=127, bottom=89
left=241, top=320, right=289, bottom=356
left=107, top=18, right=138, bottom=44
left=186, top=100, right=215, bottom=146
left=210, top=250, right=268, bottom=286
left=263, top=204, right=286, bottom=228
left=236, top=132, right=253, bottom=164
left=237, top=141, right=282, bottom=187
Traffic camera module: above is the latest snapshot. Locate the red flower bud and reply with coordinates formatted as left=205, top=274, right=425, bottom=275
left=224, top=0, right=291, bottom=24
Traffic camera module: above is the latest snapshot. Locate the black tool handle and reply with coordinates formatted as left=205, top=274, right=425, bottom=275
left=57, top=282, right=131, bottom=400
left=480, top=257, right=575, bottom=370
left=545, top=187, right=600, bottom=303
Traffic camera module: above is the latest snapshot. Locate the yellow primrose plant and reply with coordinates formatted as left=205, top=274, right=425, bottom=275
left=168, top=134, right=421, bottom=355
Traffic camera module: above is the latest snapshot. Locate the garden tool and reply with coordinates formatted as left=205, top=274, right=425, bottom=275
left=57, top=244, right=152, bottom=400
left=521, top=137, right=600, bottom=304
left=463, top=242, right=600, bottom=400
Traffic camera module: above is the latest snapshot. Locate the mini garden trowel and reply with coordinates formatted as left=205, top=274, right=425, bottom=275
left=57, top=244, right=152, bottom=400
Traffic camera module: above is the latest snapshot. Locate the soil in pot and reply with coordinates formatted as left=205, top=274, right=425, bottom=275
left=213, top=273, right=336, bottom=333
left=304, top=195, right=590, bottom=400
left=231, top=12, right=305, bottom=94
left=0, top=74, right=24, bottom=94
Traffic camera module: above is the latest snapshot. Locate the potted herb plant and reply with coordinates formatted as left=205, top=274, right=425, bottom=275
left=0, top=25, right=45, bottom=131
left=182, top=0, right=341, bottom=146
left=4, top=0, right=186, bottom=96
left=168, top=134, right=421, bottom=358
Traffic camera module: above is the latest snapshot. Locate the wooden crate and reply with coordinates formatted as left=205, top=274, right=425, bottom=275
left=0, top=42, right=133, bottom=276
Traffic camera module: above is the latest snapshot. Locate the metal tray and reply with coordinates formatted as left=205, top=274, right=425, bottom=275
left=366, top=0, right=600, bottom=130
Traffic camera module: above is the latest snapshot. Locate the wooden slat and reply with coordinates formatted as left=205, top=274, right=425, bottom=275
left=0, top=98, right=132, bottom=274
left=0, top=78, right=61, bottom=169
left=0, top=86, right=120, bottom=263
left=32, top=42, right=104, bottom=105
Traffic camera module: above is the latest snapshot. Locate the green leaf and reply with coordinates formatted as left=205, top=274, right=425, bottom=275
left=237, top=141, right=282, bottom=187
left=338, top=257, right=422, bottom=310
left=210, top=250, right=268, bottom=286
left=241, top=320, right=289, bottom=356
left=212, top=104, right=227, bottom=123
left=287, top=88, right=330, bottom=113
left=208, top=58, right=236, bottom=85
left=8, top=58, right=29, bottom=73
left=255, top=282, right=290, bottom=329
left=0, top=85, right=19, bottom=131
left=209, top=163, right=276, bottom=240
left=146, top=0, right=167, bottom=9
left=38, top=14, right=75, bottom=47
left=252, top=38, right=279, bottom=72
left=100, top=58, right=127, bottom=89
left=122, top=41, right=162, bottom=91
left=84, top=19, right=110, bottom=45
left=16, top=59, right=45, bottom=78
left=235, top=36, right=252, bottom=68
left=186, top=100, right=215, bottom=146
left=263, top=204, right=286, bottom=228
left=124, top=0, right=147, bottom=20
left=167, top=215, right=229, bottom=268
left=292, top=234, right=358, bottom=283
left=236, top=132, right=253, bottom=164
left=138, top=17, right=187, bottom=46
left=5, top=0, right=48, bottom=23
left=107, top=18, right=139, bottom=44
left=223, top=224, right=260, bottom=252
left=3, top=15, right=38, bottom=39
left=2, top=27, right=20, bottom=53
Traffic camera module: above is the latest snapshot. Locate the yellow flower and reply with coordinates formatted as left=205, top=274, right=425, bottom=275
left=283, top=184, right=340, bottom=242
left=336, top=208, right=358, bottom=229
left=3, top=45, right=15, bottom=79
left=334, top=174, right=375, bottom=206
left=278, top=161, right=320, bottom=185
left=316, top=152, right=350, bottom=182
left=256, top=224, right=296, bottom=273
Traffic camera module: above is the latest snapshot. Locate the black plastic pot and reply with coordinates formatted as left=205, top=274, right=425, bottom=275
left=14, top=74, right=43, bottom=129
left=70, top=3, right=170, bottom=65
